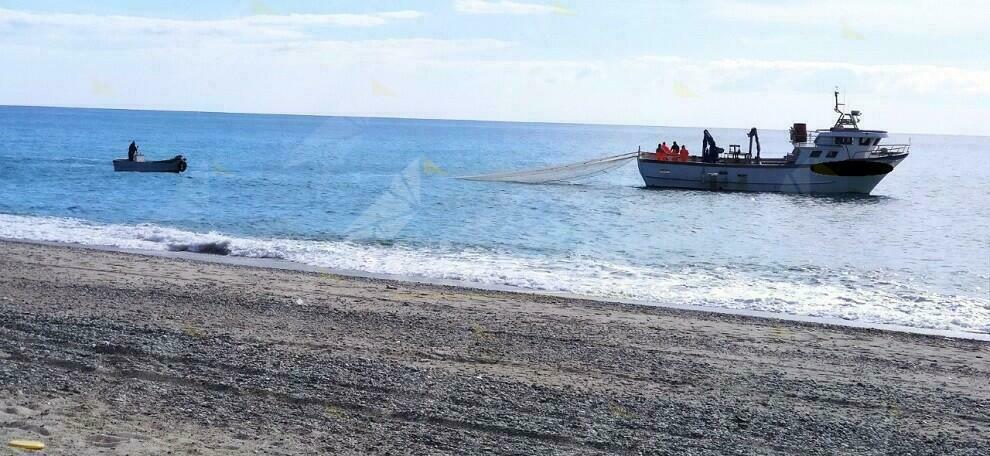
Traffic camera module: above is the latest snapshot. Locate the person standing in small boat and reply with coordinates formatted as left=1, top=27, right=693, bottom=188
left=128, top=141, right=138, bottom=161
left=672, top=142, right=680, bottom=154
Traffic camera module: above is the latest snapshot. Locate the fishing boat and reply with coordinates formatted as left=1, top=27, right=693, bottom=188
left=113, top=154, right=187, bottom=173
left=637, top=91, right=909, bottom=194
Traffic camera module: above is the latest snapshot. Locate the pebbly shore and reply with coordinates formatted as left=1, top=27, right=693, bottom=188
left=0, top=240, right=987, bottom=455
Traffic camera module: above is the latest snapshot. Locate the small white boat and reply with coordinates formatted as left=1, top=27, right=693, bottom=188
left=113, top=154, right=187, bottom=173
left=638, top=92, right=909, bottom=194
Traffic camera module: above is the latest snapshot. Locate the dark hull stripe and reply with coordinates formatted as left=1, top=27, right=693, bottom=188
left=810, top=160, right=894, bottom=176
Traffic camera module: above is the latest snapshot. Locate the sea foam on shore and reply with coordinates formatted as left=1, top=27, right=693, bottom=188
left=1, top=212, right=986, bottom=335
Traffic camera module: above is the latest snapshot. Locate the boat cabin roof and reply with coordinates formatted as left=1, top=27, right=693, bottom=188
left=815, top=129, right=888, bottom=137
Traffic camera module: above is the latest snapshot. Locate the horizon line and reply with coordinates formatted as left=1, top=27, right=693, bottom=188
left=1, top=103, right=982, bottom=139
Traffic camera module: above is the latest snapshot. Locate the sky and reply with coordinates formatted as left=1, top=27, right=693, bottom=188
left=0, top=0, right=988, bottom=135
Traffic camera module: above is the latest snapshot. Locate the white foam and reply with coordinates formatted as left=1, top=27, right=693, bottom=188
left=1, top=213, right=987, bottom=334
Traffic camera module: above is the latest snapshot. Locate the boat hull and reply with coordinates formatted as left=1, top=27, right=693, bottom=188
left=113, top=156, right=187, bottom=173
left=638, top=154, right=907, bottom=194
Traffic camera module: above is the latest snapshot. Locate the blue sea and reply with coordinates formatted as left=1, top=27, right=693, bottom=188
left=1, top=105, right=987, bottom=334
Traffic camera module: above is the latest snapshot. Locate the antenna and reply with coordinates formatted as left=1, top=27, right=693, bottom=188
left=831, top=87, right=859, bottom=129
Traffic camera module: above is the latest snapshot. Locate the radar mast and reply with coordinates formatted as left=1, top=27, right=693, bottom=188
left=832, top=88, right=860, bottom=130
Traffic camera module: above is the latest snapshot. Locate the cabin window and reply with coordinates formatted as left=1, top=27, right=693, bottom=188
left=873, top=138, right=881, bottom=145
left=826, top=150, right=838, bottom=158
left=810, top=150, right=822, bottom=158
left=833, top=137, right=853, bottom=145
left=859, top=137, right=873, bottom=145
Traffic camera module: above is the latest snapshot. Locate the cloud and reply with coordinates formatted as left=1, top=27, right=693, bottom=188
left=12, top=51, right=990, bottom=133
left=709, top=0, right=990, bottom=35
left=0, top=7, right=425, bottom=44
left=626, top=56, right=989, bottom=97
left=699, top=58, right=990, bottom=96
left=243, top=11, right=425, bottom=27
left=377, top=11, right=428, bottom=20
left=453, top=0, right=563, bottom=15
left=0, top=3, right=986, bottom=135
left=391, top=55, right=988, bottom=132
left=266, top=38, right=514, bottom=61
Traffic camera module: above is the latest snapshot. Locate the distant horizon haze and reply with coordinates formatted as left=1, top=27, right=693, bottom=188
left=3, top=103, right=982, bottom=139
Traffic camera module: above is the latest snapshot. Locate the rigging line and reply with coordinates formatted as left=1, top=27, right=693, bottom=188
left=457, top=152, right=638, bottom=184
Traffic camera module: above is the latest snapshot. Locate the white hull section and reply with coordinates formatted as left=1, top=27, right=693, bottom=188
left=638, top=155, right=906, bottom=194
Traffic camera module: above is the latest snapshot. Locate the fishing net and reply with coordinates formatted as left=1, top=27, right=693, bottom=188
left=458, top=152, right=637, bottom=184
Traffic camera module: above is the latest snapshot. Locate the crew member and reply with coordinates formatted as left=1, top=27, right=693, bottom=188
left=128, top=141, right=138, bottom=161
left=679, top=146, right=689, bottom=161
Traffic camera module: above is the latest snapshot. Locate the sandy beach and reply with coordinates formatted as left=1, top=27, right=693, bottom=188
left=0, top=239, right=987, bottom=454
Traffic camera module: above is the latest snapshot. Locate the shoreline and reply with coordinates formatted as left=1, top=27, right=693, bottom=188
left=4, top=237, right=986, bottom=341
left=1, top=239, right=987, bottom=454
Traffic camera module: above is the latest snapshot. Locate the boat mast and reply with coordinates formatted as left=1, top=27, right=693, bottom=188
left=832, top=88, right=860, bottom=130
left=834, top=88, right=843, bottom=116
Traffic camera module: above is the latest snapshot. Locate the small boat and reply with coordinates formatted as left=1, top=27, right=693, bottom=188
left=637, top=91, right=909, bottom=194
left=113, top=154, right=187, bottom=173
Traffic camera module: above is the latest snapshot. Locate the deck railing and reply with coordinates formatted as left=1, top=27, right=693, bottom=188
left=856, top=144, right=910, bottom=159
left=639, top=143, right=909, bottom=162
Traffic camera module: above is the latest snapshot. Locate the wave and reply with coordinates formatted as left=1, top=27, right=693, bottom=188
left=0, top=213, right=987, bottom=334
left=167, top=240, right=232, bottom=255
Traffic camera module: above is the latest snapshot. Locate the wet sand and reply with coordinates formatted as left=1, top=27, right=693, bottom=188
left=0, top=239, right=987, bottom=454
